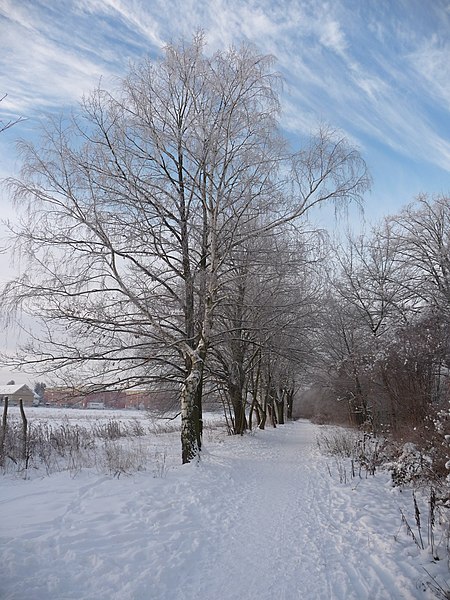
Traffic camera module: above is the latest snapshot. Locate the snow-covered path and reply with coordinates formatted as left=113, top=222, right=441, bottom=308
left=0, top=420, right=438, bottom=599
left=168, top=421, right=421, bottom=600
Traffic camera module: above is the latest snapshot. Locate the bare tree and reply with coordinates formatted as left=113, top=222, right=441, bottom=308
left=326, top=226, right=413, bottom=425
left=384, top=195, right=450, bottom=426
left=389, top=195, right=450, bottom=314
left=210, top=227, right=320, bottom=433
left=317, top=196, right=450, bottom=431
left=3, top=36, right=369, bottom=463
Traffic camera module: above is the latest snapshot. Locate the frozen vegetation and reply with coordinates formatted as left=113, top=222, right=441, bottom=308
left=1, top=408, right=449, bottom=600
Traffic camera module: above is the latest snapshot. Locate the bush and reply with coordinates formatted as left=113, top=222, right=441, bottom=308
left=389, top=442, right=433, bottom=487
left=317, top=428, right=386, bottom=480
left=101, top=440, right=149, bottom=477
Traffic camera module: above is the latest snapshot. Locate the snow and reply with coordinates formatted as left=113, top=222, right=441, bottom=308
left=1, top=414, right=448, bottom=599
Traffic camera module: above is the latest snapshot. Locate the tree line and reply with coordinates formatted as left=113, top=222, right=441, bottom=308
left=7, top=34, right=425, bottom=464
left=313, top=195, right=450, bottom=453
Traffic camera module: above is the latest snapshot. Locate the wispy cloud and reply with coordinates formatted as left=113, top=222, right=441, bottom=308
left=1, top=0, right=450, bottom=180
left=409, top=37, right=450, bottom=112
left=74, top=0, right=164, bottom=48
left=1, top=4, right=116, bottom=115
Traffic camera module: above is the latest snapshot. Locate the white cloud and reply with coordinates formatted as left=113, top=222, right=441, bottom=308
left=0, top=0, right=37, bottom=32
left=0, top=11, right=118, bottom=115
left=75, top=0, right=164, bottom=48
left=1, top=0, right=450, bottom=178
left=318, top=18, right=347, bottom=55
left=409, top=37, right=450, bottom=112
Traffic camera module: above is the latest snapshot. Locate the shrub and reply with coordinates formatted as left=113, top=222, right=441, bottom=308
left=389, top=442, right=433, bottom=487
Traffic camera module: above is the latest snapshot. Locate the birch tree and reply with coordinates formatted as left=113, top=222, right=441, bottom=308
left=3, top=36, right=369, bottom=463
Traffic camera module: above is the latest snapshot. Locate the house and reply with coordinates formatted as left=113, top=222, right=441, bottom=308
left=42, top=386, right=173, bottom=410
left=0, top=384, right=35, bottom=406
left=43, top=387, right=85, bottom=407
left=43, top=388, right=128, bottom=409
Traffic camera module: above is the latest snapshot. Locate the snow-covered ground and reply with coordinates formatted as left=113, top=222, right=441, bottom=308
left=1, top=414, right=449, bottom=599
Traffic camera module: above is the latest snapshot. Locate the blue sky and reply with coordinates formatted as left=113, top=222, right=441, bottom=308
left=1, top=0, right=450, bottom=223
left=0, top=0, right=450, bottom=384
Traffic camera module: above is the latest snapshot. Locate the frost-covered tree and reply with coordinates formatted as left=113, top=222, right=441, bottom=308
left=326, top=226, right=412, bottom=426
left=33, top=382, right=46, bottom=404
left=211, top=228, right=321, bottom=433
left=3, top=36, right=369, bottom=463
left=388, top=195, right=450, bottom=315
left=317, top=195, right=450, bottom=432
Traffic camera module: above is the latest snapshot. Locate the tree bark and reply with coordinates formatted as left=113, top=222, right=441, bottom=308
left=181, top=352, right=204, bottom=464
left=228, top=360, right=248, bottom=434
left=276, top=397, right=285, bottom=425
left=0, top=398, right=8, bottom=466
left=286, top=389, right=294, bottom=420
left=230, top=389, right=247, bottom=435
left=19, top=398, right=28, bottom=461
left=258, top=409, right=267, bottom=430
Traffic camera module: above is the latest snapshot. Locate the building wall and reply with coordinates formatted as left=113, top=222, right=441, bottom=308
left=0, top=387, right=34, bottom=406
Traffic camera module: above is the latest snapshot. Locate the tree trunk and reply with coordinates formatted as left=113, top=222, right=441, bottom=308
left=268, top=402, right=277, bottom=428
left=228, top=377, right=248, bottom=435
left=276, top=398, right=285, bottom=425
left=232, top=395, right=247, bottom=435
left=258, top=408, right=267, bottom=430
left=286, top=389, right=294, bottom=420
left=258, top=386, right=269, bottom=430
left=0, top=398, right=8, bottom=466
left=181, top=353, right=204, bottom=464
left=258, top=393, right=267, bottom=430
left=19, top=398, right=28, bottom=461
left=248, top=395, right=258, bottom=431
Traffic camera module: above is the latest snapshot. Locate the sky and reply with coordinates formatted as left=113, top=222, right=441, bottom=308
left=1, top=0, right=450, bottom=382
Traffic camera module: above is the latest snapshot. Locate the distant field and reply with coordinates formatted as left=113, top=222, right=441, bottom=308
left=6, top=405, right=225, bottom=426
left=2, top=406, right=228, bottom=479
